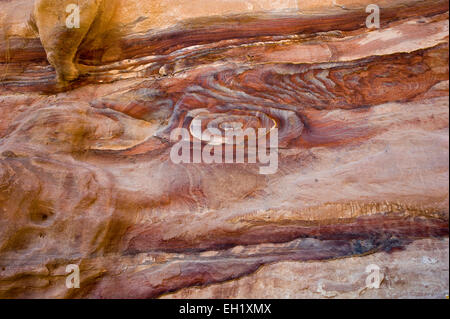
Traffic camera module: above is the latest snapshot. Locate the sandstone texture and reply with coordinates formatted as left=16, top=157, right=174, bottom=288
left=0, top=0, right=448, bottom=299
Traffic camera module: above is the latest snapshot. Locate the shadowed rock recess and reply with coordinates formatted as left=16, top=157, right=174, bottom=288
left=0, top=0, right=448, bottom=299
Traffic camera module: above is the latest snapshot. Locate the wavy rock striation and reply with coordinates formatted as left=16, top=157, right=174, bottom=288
left=0, top=0, right=448, bottom=298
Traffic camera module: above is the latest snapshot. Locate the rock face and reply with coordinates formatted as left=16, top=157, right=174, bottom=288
left=0, top=0, right=448, bottom=299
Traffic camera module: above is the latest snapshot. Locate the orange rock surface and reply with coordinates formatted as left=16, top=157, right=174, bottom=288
left=0, top=0, right=448, bottom=299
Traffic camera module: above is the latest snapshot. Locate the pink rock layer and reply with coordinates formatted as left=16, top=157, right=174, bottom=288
left=0, top=0, right=448, bottom=298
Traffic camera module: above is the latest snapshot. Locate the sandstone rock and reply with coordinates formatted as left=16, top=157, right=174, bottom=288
left=0, top=0, right=448, bottom=299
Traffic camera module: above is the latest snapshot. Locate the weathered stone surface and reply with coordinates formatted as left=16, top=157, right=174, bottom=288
left=0, top=0, right=448, bottom=299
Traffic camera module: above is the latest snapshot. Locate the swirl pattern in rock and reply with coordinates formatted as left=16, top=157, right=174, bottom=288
left=0, top=0, right=448, bottom=299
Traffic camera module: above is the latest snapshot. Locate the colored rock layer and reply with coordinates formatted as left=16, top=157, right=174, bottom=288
left=0, top=0, right=448, bottom=298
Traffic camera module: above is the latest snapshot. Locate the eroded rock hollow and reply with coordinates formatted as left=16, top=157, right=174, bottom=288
left=0, top=0, right=448, bottom=298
